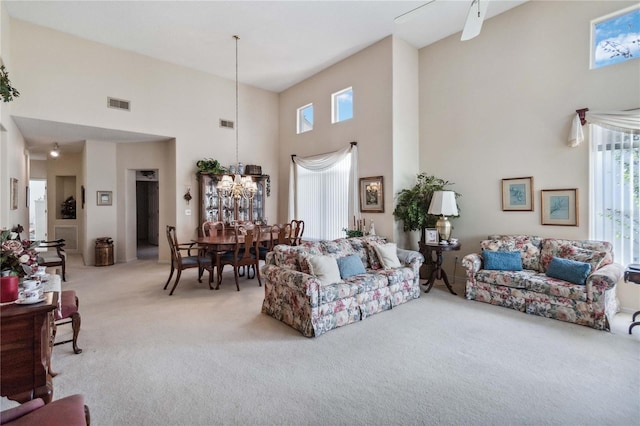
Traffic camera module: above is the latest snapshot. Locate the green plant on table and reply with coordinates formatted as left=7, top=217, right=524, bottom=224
left=392, top=173, right=460, bottom=246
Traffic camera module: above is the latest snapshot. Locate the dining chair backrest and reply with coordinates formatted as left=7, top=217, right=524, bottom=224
left=234, top=224, right=260, bottom=263
left=290, top=220, right=305, bottom=245
left=166, top=225, right=180, bottom=263
left=202, top=221, right=225, bottom=237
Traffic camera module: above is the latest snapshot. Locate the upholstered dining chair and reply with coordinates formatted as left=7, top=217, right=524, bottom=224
left=53, top=290, right=82, bottom=354
left=216, top=224, right=261, bottom=291
left=0, top=394, right=90, bottom=425
left=164, top=225, right=213, bottom=295
left=37, top=239, right=67, bottom=281
left=290, top=220, right=305, bottom=246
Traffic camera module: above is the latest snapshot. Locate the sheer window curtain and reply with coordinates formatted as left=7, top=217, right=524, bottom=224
left=289, top=144, right=358, bottom=240
left=581, top=109, right=640, bottom=265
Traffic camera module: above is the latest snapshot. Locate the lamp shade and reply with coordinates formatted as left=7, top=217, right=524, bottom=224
left=428, top=191, right=458, bottom=216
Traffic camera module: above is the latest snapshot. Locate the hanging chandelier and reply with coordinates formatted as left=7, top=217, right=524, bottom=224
left=217, top=35, right=257, bottom=201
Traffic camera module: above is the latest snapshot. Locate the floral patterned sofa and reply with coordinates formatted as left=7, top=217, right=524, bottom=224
left=462, top=235, right=624, bottom=330
left=261, top=236, right=424, bottom=337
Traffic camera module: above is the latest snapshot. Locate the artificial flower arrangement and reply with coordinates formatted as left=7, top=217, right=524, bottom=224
left=0, top=229, right=39, bottom=277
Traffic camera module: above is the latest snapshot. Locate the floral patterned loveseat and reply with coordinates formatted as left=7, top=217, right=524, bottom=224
left=261, top=236, right=424, bottom=337
left=462, top=235, right=624, bottom=330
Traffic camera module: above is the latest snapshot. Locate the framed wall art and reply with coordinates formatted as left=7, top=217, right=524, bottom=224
left=502, top=177, right=533, bottom=211
left=359, top=176, right=384, bottom=213
left=97, top=190, right=113, bottom=206
left=541, top=188, right=578, bottom=226
left=426, top=228, right=439, bottom=244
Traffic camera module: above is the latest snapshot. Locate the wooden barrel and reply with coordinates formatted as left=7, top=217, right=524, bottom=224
left=95, top=237, right=114, bottom=266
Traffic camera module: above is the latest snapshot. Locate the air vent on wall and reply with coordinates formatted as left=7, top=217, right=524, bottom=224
left=220, top=119, right=234, bottom=129
left=107, top=97, right=131, bottom=111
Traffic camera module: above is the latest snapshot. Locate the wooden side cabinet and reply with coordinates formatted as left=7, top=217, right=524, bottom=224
left=1, top=292, right=58, bottom=404
left=197, top=173, right=270, bottom=226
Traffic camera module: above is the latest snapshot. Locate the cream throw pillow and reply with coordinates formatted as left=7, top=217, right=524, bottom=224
left=373, top=243, right=401, bottom=269
left=308, top=255, right=342, bottom=286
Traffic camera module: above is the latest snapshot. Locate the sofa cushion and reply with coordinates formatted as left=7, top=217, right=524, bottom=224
left=546, top=257, right=591, bottom=285
left=475, top=269, right=533, bottom=288
left=524, top=273, right=589, bottom=302
left=482, top=250, right=523, bottom=271
left=337, top=254, right=366, bottom=279
left=372, top=243, right=402, bottom=269
left=482, top=235, right=543, bottom=271
left=540, top=239, right=613, bottom=272
left=321, top=239, right=355, bottom=257
left=308, top=255, right=342, bottom=286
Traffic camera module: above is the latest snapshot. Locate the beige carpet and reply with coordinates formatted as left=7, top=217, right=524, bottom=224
left=2, top=255, right=639, bottom=426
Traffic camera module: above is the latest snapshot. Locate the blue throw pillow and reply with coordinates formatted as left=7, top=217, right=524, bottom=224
left=337, top=254, right=366, bottom=279
left=482, top=250, right=523, bottom=271
left=546, top=256, right=592, bottom=285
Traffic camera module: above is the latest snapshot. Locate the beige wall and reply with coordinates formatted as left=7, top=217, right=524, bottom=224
left=0, top=1, right=29, bottom=232
left=419, top=0, right=640, bottom=309
left=8, top=19, right=279, bottom=262
left=392, top=37, right=420, bottom=249
left=279, top=36, right=398, bottom=239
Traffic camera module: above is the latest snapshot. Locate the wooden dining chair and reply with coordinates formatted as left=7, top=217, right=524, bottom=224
left=216, top=224, right=261, bottom=291
left=272, top=223, right=292, bottom=246
left=202, top=221, right=226, bottom=237
left=37, top=239, right=67, bottom=281
left=290, top=219, right=305, bottom=245
left=201, top=221, right=231, bottom=285
left=164, top=225, right=213, bottom=295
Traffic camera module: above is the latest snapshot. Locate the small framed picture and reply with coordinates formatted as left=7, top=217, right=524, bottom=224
left=502, top=177, right=533, bottom=211
left=541, top=189, right=578, bottom=226
left=426, top=228, right=439, bottom=244
left=97, top=190, right=113, bottom=206
left=359, top=176, right=384, bottom=213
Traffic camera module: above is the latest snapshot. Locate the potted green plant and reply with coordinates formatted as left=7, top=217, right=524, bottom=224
left=0, top=65, right=20, bottom=103
left=393, top=173, right=460, bottom=247
left=196, top=158, right=228, bottom=176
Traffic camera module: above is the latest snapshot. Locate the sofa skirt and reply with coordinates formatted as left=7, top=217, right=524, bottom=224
left=466, top=281, right=618, bottom=331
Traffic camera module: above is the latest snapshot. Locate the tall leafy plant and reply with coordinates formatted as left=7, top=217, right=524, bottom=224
left=0, top=65, right=20, bottom=103
left=393, top=173, right=459, bottom=244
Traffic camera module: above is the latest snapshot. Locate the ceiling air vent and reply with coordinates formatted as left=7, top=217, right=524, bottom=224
left=220, top=119, right=234, bottom=129
left=107, top=97, right=131, bottom=111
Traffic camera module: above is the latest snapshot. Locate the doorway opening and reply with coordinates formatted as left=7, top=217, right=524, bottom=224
left=136, top=170, right=159, bottom=260
left=29, top=179, right=47, bottom=241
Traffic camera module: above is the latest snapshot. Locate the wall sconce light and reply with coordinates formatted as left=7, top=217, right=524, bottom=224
left=50, top=143, right=60, bottom=158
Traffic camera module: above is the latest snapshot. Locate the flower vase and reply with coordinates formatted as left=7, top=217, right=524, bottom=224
left=0, top=275, right=19, bottom=303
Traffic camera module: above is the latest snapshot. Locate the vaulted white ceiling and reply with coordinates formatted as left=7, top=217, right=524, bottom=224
left=5, top=0, right=528, bottom=93
left=5, top=0, right=528, bottom=153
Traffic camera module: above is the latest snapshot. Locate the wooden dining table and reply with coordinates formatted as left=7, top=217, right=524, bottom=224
left=193, top=229, right=277, bottom=288
left=192, top=229, right=277, bottom=251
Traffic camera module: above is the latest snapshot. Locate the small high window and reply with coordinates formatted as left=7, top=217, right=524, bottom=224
left=332, top=87, right=353, bottom=123
left=297, top=104, right=314, bottom=134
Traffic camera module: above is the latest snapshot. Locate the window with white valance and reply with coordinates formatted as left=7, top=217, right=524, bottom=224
left=289, top=143, right=358, bottom=241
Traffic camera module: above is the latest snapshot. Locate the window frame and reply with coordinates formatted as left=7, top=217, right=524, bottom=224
left=296, top=103, right=314, bottom=134
left=331, top=87, right=353, bottom=124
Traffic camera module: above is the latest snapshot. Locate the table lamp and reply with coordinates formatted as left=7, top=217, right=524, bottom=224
left=428, top=190, right=458, bottom=242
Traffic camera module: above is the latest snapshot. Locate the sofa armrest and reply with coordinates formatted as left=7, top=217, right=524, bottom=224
left=462, top=253, right=482, bottom=275
left=261, top=264, right=321, bottom=298
left=587, top=262, right=625, bottom=293
left=397, top=248, right=424, bottom=266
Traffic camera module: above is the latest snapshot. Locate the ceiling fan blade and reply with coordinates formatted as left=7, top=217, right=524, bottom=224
left=394, top=0, right=437, bottom=25
left=461, top=0, right=490, bottom=41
